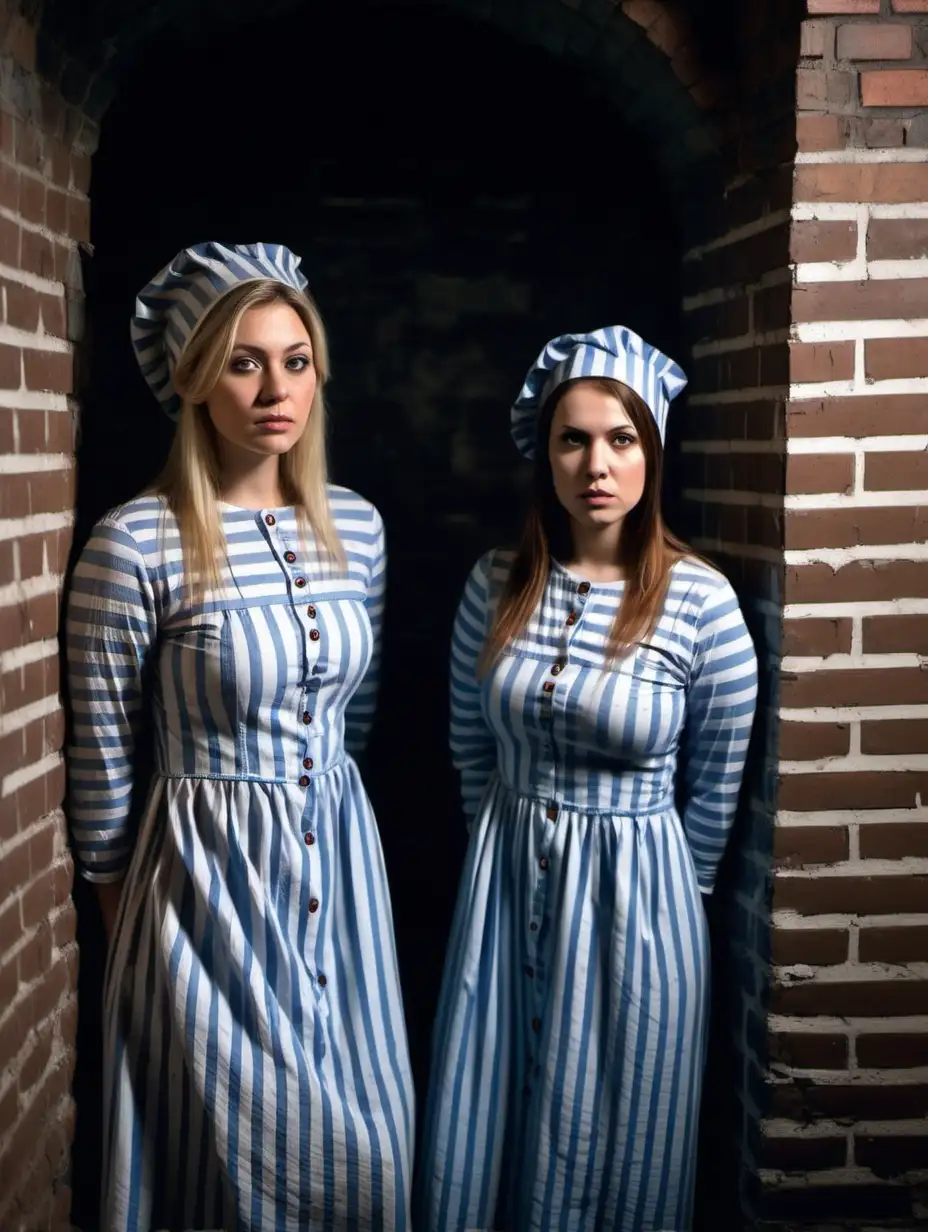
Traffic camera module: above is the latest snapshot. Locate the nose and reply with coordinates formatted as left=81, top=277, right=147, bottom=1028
left=258, top=362, right=288, bottom=406
left=586, top=439, right=609, bottom=479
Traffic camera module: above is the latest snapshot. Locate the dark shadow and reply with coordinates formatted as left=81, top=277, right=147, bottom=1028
left=68, top=1, right=683, bottom=1225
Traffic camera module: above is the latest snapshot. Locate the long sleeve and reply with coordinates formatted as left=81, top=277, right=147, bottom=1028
left=345, top=506, right=386, bottom=757
left=680, top=580, right=758, bottom=895
left=65, top=517, right=157, bottom=883
left=450, top=554, right=498, bottom=824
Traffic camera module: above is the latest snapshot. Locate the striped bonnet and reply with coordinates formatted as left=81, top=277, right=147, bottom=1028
left=131, top=241, right=309, bottom=420
left=511, top=325, right=688, bottom=459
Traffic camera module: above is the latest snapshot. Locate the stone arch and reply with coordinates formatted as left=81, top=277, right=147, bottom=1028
left=35, top=0, right=728, bottom=220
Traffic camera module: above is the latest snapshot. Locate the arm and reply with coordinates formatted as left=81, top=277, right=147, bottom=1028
left=344, top=507, right=386, bottom=758
left=65, top=518, right=157, bottom=933
left=450, top=554, right=498, bottom=826
left=679, top=580, right=758, bottom=895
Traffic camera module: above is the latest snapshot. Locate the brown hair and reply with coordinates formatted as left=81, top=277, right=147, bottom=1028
left=479, top=377, right=693, bottom=672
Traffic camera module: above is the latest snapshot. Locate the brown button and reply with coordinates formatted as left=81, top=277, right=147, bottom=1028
left=577, top=582, right=590, bottom=595
left=543, top=682, right=555, bottom=694
left=525, top=965, right=534, bottom=978
left=304, top=832, right=315, bottom=846
left=566, top=611, right=577, bottom=626
left=551, top=663, right=563, bottom=676
left=530, top=922, right=538, bottom=932
left=299, top=775, right=310, bottom=787
left=307, top=604, right=316, bottom=618
left=303, top=757, right=313, bottom=770
left=265, top=514, right=276, bottom=526
left=317, top=973, right=327, bottom=988
left=284, top=551, right=296, bottom=563
left=309, top=897, right=320, bottom=913
left=310, top=628, right=321, bottom=642
left=302, top=711, right=312, bottom=724
left=546, top=805, right=558, bottom=822
left=540, top=856, right=549, bottom=871
left=295, top=577, right=307, bottom=589
left=532, top=1016, right=541, bottom=1032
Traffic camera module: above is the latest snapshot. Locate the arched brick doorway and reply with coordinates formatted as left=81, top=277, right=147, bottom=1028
left=5, top=0, right=819, bottom=1228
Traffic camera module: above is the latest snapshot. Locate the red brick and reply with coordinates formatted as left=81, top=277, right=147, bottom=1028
left=859, top=824, right=928, bottom=861
left=770, top=977, right=928, bottom=1018
left=863, top=70, right=928, bottom=107
left=39, top=292, right=65, bottom=339
left=798, top=67, right=856, bottom=108
left=837, top=24, right=913, bottom=60
left=22, top=349, right=72, bottom=394
left=67, top=194, right=89, bottom=244
left=5, top=280, right=39, bottom=332
left=791, top=220, right=857, bottom=264
left=862, top=719, right=928, bottom=755
left=772, top=925, right=849, bottom=965
left=787, top=561, right=928, bottom=603
left=857, top=1032, right=928, bottom=1067
left=786, top=506, right=928, bottom=550
left=790, top=341, right=854, bottom=383
left=0, top=342, right=20, bottom=390
left=44, top=186, right=67, bottom=236
left=806, top=0, right=878, bottom=9
left=778, top=771, right=928, bottom=810
left=796, top=164, right=928, bottom=206
left=797, top=114, right=847, bottom=152
left=801, top=20, right=831, bottom=58
left=862, top=117, right=906, bottom=148
left=790, top=395, right=926, bottom=438
left=859, top=924, right=928, bottom=963
left=762, top=1136, right=847, bottom=1171
left=869, top=219, right=928, bottom=260
left=786, top=454, right=854, bottom=495
left=771, top=1080, right=928, bottom=1119
left=783, top=617, right=852, bottom=657
left=863, top=614, right=928, bottom=653
left=893, top=0, right=928, bottom=7
left=865, top=450, right=928, bottom=491
left=22, top=231, right=57, bottom=284
left=70, top=154, right=90, bottom=195
left=866, top=338, right=928, bottom=382
left=17, top=408, right=46, bottom=453
left=768, top=1030, right=849, bottom=1069
left=778, top=724, right=851, bottom=760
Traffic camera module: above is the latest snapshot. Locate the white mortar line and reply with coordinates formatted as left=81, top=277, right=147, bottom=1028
left=1, top=751, right=61, bottom=797
left=0, top=453, right=71, bottom=475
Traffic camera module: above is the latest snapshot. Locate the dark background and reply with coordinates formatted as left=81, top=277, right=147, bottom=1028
left=69, top=3, right=685, bottom=1225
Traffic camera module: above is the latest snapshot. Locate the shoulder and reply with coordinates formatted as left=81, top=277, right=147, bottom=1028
left=464, top=547, right=515, bottom=597
left=81, top=493, right=173, bottom=568
left=327, top=484, right=383, bottom=537
left=668, top=554, right=739, bottom=614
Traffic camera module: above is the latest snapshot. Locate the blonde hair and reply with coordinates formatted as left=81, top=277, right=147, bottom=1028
left=153, top=279, right=344, bottom=600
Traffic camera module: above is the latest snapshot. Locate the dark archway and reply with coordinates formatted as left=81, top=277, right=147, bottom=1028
left=46, top=3, right=748, bottom=1229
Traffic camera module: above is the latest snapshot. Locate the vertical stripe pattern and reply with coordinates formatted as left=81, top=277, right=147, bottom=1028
left=417, top=550, right=758, bottom=1232
left=66, top=486, right=413, bottom=1232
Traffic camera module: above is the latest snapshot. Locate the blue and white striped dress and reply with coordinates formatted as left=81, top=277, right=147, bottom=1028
left=66, top=487, right=414, bottom=1232
left=417, top=550, right=758, bottom=1232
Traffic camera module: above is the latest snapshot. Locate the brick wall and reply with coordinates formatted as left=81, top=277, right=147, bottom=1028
left=763, top=0, right=928, bottom=1225
left=0, top=3, right=86, bottom=1228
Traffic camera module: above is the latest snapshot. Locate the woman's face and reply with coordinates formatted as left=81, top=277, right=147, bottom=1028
left=204, top=301, right=316, bottom=458
left=547, top=381, right=648, bottom=536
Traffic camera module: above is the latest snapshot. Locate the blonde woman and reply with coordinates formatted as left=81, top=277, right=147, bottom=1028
left=65, top=243, right=413, bottom=1231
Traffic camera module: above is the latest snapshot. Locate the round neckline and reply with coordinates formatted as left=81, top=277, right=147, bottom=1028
left=551, top=558, right=625, bottom=589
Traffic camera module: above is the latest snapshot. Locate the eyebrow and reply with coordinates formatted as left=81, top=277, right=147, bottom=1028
left=560, top=422, right=636, bottom=434
left=231, top=341, right=312, bottom=356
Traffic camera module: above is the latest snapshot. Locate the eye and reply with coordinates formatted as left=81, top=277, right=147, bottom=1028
left=612, top=432, right=636, bottom=447
left=560, top=430, right=585, bottom=446
left=230, top=355, right=259, bottom=373
left=286, top=354, right=313, bottom=371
